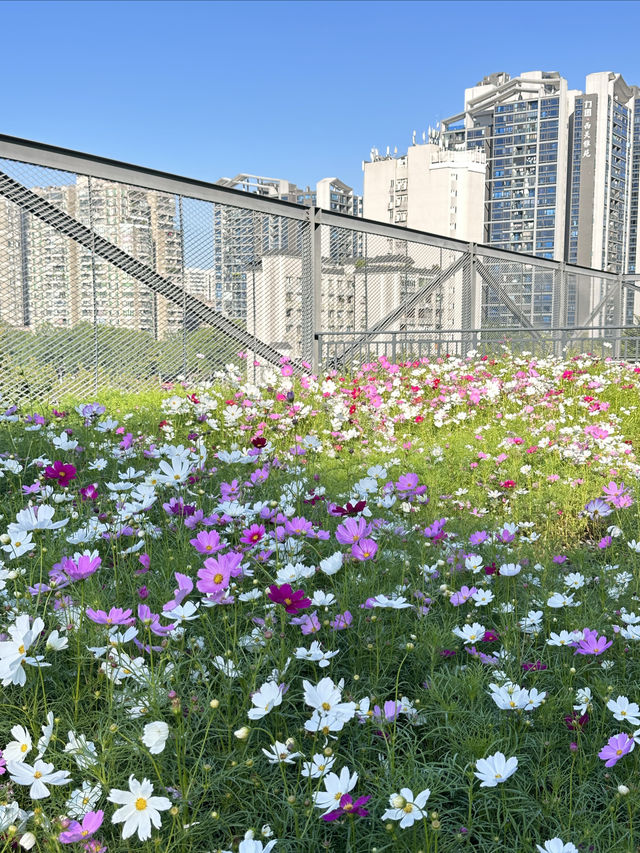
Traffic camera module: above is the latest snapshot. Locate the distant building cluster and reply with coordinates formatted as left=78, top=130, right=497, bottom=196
left=1, top=68, right=639, bottom=358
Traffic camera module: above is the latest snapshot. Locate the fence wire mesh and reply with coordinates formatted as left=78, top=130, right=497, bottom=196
left=1, top=139, right=640, bottom=403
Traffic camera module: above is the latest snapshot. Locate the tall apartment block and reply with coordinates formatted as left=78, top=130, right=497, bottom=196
left=363, top=141, right=486, bottom=242
left=213, top=173, right=362, bottom=321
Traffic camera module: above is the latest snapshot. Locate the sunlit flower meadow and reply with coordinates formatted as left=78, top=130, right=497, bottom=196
left=1, top=348, right=640, bottom=852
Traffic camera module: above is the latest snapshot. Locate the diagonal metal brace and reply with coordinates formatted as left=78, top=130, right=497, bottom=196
left=565, top=275, right=622, bottom=342
left=335, top=253, right=467, bottom=367
left=474, top=258, right=543, bottom=339
left=0, top=170, right=300, bottom=370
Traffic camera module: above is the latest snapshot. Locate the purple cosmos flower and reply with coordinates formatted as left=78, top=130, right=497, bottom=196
left=138, top=604, right=175, bottom=636
left=59, top=810, right=104, bottom=844
left=330, top=611, right=353, bottom=631
left=598, top=732, right=634, bottom=767
left=284, top=516, right=314, bottom=537
left=163, top=572, right=194, bottom=612
left=86, top=607, right=135, bottom=626
left=423, top=518, right=447, bottom=541
left=322, top=793, right=371, bottom=821
left=190, top=530, right=223, bottom=555
left=449, top=586, right=478, bottom=606
left=469, top=530, right=488, bottom=545
left=522, top=660, right=547, bottom=672
left=395, top=472, right=428, bottom=501
left=584, top=498, right=613, bottom=520
left=268, top=583, right=311, bottom=614
left=328, top=500, right=367, bottom=517
left=574, top=628, right=613, bottom=656
left=290, top=611, right=321, bottom=635
left=373, top=700, right=402, bottom=722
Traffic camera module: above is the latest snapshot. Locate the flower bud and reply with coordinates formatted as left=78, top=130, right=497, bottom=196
left=234, top=726, right=250, bottom=740
left=618, top=784, right=630, bottom=795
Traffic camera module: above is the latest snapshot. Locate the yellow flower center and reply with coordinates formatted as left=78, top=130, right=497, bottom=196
left=284, top=598, right=292, bottom=606
left=322, top=702, right=331, bottom=711
left=495, top=773, right=503, bottom=779
left=18, top=644, right=25, bottom=654
left=594, top=647, right=600, bottom=653
left=403, top=804, right=414, bottom=813
left=34, top=771, right=42, bottom=779
left=334, top=792, right=343, bottom=801
left=617, top=749, right=623, bottom=755
left=81, top=830, right=89, bottom=837
left=135, top=797, right=147, bottom=811
left=213, top=573, right=224, bottom=584
left=343, top=802, right=354, bottom=811
left=20, top=744, right=28, bottom=753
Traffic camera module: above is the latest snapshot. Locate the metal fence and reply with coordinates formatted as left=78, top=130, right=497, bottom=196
left=1, top=133, right=639, bottom=402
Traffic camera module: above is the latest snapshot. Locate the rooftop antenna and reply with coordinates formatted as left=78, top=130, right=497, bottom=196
left=422, top=130, right=426, bottom=142
left=394, top=146, right=398, bottom=154
left=412, top=130, right=416, bottom=145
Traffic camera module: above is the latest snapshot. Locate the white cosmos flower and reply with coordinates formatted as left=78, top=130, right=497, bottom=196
left=66, top=782, right=103, bottom=818
left=452, top=622, right=487, bottom=644
left=261, top=740, right=303, bottom=764
left=472, top=589, right=494, bottom=606
left=301, top=753, right=336, bottom=779
left=311, top=590, right=336, bottom=607
left=64, top=731, right=98, bottom=770
left=45, top=630, right=68, bottom=651
left=312, top=766, right=358, bottom=815
left=536, top=839, right=579, bottom=853
left=499, top=563, right=521, bottom=576
left=247, top=681, right=282, bottom=720
left=35, top=712, right=54, bottom=759
left=573, top=687, right=592, bottom=715
left=295, top=641, right=339, bottom=668
left=381, top=787, right=431, bottom=829
left=474, top=751, right=518, bottom=787
left=607, top=695, right=640, bottom=727
left=142, top=721, right=170, bottom=754
left=237, top=831, right=278, bottom=853
left=371, top=594, right=412, bottom=609
left=212, top=655, right=240, bottom=677
left=546, top=630, right=583, bottom=647
left=563, top=572, right=585, bottom=589
left=7, top=758, right=72, bottom=799
left=319, top=552, right=343, bottom=576
left=108, top=775, right=171, bottom=841
left=3, top=725, right=32, bottom=763
left=547, top=592, right=579, bottom=608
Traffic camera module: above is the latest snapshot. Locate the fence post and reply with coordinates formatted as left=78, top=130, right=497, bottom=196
left=302, top=207, right=323, bottom=372
left=463, top=242, right=478, bottom=354
left=554, top=261, right=567, bottom=358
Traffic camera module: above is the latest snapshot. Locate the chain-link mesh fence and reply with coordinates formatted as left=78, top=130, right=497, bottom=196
left=1, top=138, right=640, bottom=403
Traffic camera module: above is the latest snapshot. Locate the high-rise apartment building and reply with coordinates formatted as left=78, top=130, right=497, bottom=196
left=363, top=141, right=486, bottom=242
left=213, top=173, right=362, bottom=319
left=441, top=70, right=640, bottom=275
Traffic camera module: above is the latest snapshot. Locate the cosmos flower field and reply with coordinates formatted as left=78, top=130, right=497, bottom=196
left=1, top=349, right=640, bottom=853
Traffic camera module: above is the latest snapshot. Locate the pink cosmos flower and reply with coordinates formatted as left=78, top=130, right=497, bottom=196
left=290, top=611, right=321, bottom=634
left=86, top=607, right=135, bottom=626
left=335, top=517, right=372, bottom=545
left=351, top=539, right=378, bottom=561
left=598, top=732, right=634, bottom=767
left=62, top=554, right=102, bottom=581
left=284, top=516, right=314, bottom=537
left=163, top=572, right=194, bottom=612
left=189, top=530, right=223, bottom=555
left=239, top=524, right=266, bottom=546
left=59, top=810, right=104, bottom=843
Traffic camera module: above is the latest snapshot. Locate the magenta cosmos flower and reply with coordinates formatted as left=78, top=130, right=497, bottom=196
left=574, top=628, right=613, bottom=656
left=598, top=732, right=634, bottom=767
left=322, top=793, right=371, bottom=821
left=44, top=460, right=77, bottom=487
left=59, top=810, right=104, bottom=843
left=268, top=583, right=311, bottom=614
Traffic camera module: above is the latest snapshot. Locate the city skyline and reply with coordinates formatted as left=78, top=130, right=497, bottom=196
left=1, top=1, right=639, bottom=194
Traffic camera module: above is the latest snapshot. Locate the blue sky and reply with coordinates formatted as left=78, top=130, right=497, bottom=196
left=2, top=0, right=639, bottom=193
